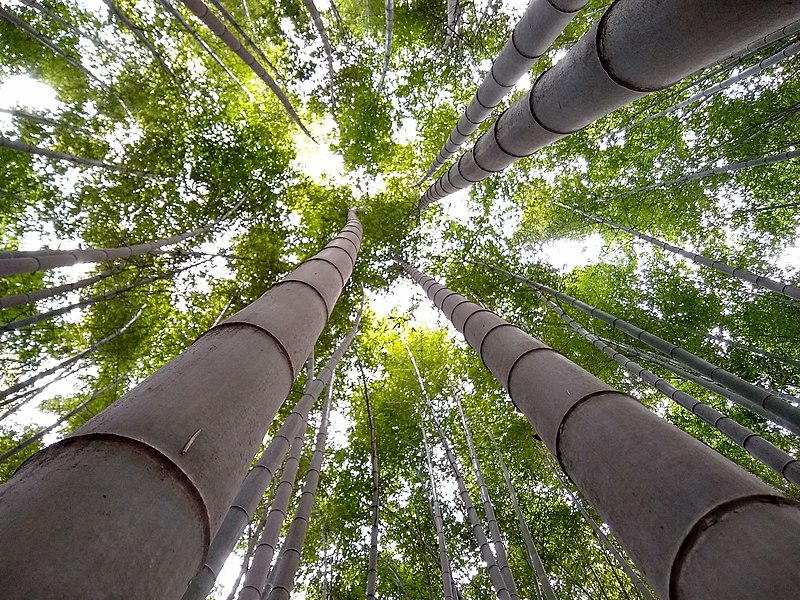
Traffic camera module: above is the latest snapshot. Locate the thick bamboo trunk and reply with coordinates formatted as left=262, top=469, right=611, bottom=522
left=158, top=0, right=254, bottom=99
left=0, top=136, right=154, bottom=179
left=263, top=374, right=335, bottom=600
left=486, top=431, right=557, bottom=600
left=301, top=0, right=337, bottom=110
left=629, top=39, right=800, bottom=130
left=0, top=197, right=241, bottom=276
left=373, top=0, right=394, bottom=103
left=0, top=305, right=143, bottom=404
left=555, top=201, right=800, bottom=301
left=419, top=0, right=800, bottom=207
left=421, top=415, right=457, bottom=600
left=455, top=397, right=520, bottom=598
left=475, top=262, right=800, bottom=434
left=102, top=0, right=187, bottom=97
left=399, top=261, right=800, bottom=599
left=419, top=0, right=588, bottom=183
left=180, top=0, right=315, bottom=141
left=0, top=211, right=361, bottom=598
left=405, top=342, right=513, bottom=600
left=362, top=361, right=380, bottom=600
left=537, top=292, right=800, bottom=488
left=183, top=299, right=362, bottom=600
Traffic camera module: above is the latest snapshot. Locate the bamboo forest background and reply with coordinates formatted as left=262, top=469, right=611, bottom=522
left=1, top=0, right=799, bottom=598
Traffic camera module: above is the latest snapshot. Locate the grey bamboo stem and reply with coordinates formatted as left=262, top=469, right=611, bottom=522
left=264, top=373, right=335, bottom=600
left=399, top=261, right=800, bottom=598
left=541, top=449, right=654, bottom=600
left=474, top=261, right=800, bottom=435
left=18, top=0, right=111, bottom=52
left=180, top=0, right=315, bottom=141
left=158, top=0, right=254, bottom=99
left=0, top=211, right=361, bottom=598
left=420, top=413, right=456, bottom=600
left=405, top=341, right=513, bottom=600
left=0, top=263, right=125, bottom=310
left=627, top=39, right=800, bottom=131
left=419, top=0, right=588, bottom=184
left=419, top=0, right=800, bottom=207
left=455, top=396, right=520, bottom=598
left=0, top=136, right=154, bottom=179
left=361, top=361, right=380, bottom=600
left=486, top=431, right=557, bottom=600
left=183, top=295, right=362, bottom=600
left=0, top=305, right=143, bottom=404
left=711, top=18, right=800, bottom=68
left=102, top=0, right=187, bottom=97
left=536, top=291, right=800, bottom=490
left=301, top=0, right=337, bottom=110
left=554, top=201, right=800, bottom=301
left=0, top=371, right=131, bottom=464
left=236, top=400, right=311, bottom=600
left=212, top=296, right=236, bottom=328
left=0, top=196, right=242, bottom=276
left=373, top=0, right=393, bottom=103
left=0, top=107, right=61, bottom=128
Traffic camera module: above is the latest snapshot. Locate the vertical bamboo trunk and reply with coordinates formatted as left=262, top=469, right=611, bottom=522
left=419, top=0, right=587, bottom=183
left=158, top=0, right=254, bottom=99
left=420, top=415, right=457, bottom=600
left=373, top=0, right=393, bottom=103
left=486, top=431, right=557, bottom=600
left=0, top=306, right=143, bottom=403
left=301, top=0, right=337, bottom=110
left=0, top=263, right=125, bottom=309
left=0, top=211, right=361, bottom=598
left=536, top=293, right=800, bottom=488
left=554, top=201, right=800, bottom=301
left=0, top=197, right=242, bottom=276
left=455, top=397, right=520, bottom=599
left=183, top=299, right=362, bottom=600
left=361, top=361, right=380, bottom=600
left=264, top=373, right=335, bottom=600
left=180, top=0, right=315, bottom=141
left=419, top=0, right=800, bottom=207
left=18, top=0, right=111, bottom=52
left=405, top=342, right=513, bottom=600
left=399, top=262, right=800, bottom=599
left=477, top=263, right=800, bottom=433
left=0, top=136, right=153, bottom=179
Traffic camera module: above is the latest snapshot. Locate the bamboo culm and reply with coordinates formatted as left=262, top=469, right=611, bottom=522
left=418, top=0, right=800, bottom=207
left=455, top=396, right=520, bottom=598
left=473, top=261, right=800, bottom=434
left=182, top=298, right=364, bottom=600
left=0, top=136, right=154, bottom=179
left=236, top=402, right=310, bottom=600
left=0, top=263, right=125, bottom=310
left=399, top=261, right=800, bottom=598
left=158, top=0, right=254, bottom=99
left=0, top=305, right=143, bottom=404
left=102, top=0, right=187, bottom=97
left=419, top=0, right=588, bottom=184
left=18, top=0, right=112, bottom=53
left=362, top=360, right=381, bottom=600
left=182, top=296, right=362, bottom=600
left=373, top=0, right=393, bottom=103
left=486, top=431, right=557, bottom=600
left=180, top=0, right=315, bottom=141
left=0, top=211, right=361, bottom=598
left=405, top=341, right=513, bottom=600
left=301, top=0, right=337, bottom=110
left=554, top=201, right=800, bottom=301
left=536, top=290, right=800, bottom=492
left=263, top=372, right=335, bottom=600
left=626, top=38, right=800, bottom=131
left=0, top=196, right=243, bottom=276
left=0, top=371, right=131, bottom=464
left=420, top=413, right=456, bottom=600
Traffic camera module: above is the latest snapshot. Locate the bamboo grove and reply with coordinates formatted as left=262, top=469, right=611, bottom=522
left=1, top=0, right=799, bottom=598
